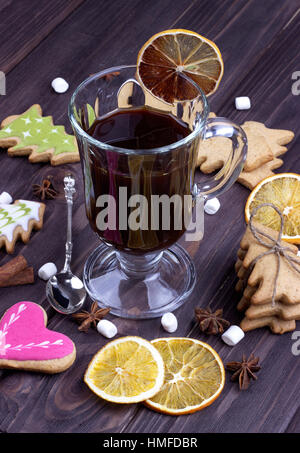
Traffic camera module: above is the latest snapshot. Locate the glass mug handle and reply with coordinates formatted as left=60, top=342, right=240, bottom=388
left=196, top=117, right=247, bottom=199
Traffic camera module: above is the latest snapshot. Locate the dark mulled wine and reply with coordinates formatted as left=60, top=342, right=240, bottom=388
left=80, top=107, right=198, bottom=253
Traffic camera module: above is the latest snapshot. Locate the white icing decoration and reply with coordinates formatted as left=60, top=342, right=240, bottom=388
left=22, top=131, right=31, bottom=138
left=0, top=200, right=41, bottom=242
left=5, top=339, right=63, bottom=351
left=0, top=303, right=27, bottom=352
left=21, top=118, right=31, bottom=124
left=0, top=304, right=63, bottom=356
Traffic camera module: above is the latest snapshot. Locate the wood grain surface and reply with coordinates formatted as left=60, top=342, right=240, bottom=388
left=0, top=0, right=299, bottom=433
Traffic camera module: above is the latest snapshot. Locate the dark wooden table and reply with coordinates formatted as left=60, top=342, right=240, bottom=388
left=0, top=0, right=299, bottom=434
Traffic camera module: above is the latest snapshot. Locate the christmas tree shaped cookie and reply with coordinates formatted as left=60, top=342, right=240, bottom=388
left=235, top=222, right=300, bottom=334
left=197, top=114, right=294, bottom=189
left=0, top=199, right=45, bottom=253
left=0, top=104, right=80, bottom=166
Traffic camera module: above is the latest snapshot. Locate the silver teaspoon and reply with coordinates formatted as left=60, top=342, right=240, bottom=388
left=46, top=175, right=86, bottom=314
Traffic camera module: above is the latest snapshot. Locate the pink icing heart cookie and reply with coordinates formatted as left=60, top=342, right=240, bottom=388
left=0, top=301, right=76, bottom=373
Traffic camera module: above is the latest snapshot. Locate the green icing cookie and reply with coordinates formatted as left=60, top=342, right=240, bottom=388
left=0, top=199, right=45, bottom=253
left=0, top=105, right=80, bottom=165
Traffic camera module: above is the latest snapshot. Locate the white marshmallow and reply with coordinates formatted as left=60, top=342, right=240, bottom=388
left=161, top=312, right=178, bottom=333
left=97, top=319, right=118, bottom=338
left=38, top=262, right=57, bottom=280
left=235, top=96, right=251, bottom=110
left=0, top=191, right=13, bottom=204
left=204, top=197, right=220, bottom=215
left=221, top=325, right=245, bottom=346
left=51, top=77, right=69, bottom=94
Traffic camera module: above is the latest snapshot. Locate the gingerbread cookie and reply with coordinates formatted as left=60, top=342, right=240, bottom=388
left=240, top=316, right=296, bottom=334
left=197, top=112, right=232, bottom=173
left=244, top=299, right=300, bottom=320
left=0, top=199, right=45, bottom=253
left=241, top=125, right=273, bottom=172
left=237, top=121, right=294, bottom=188
left=236, top=277, right=300, bottom=318
left=241, top=121, right=294, bottom=157
left=0, top=104, right=80, bottom=166
left=237, top=158, right=284, bottom=190
left=235, top=222, right=300, bottom=333
left=240, top=121, right=294, bottom=172
left=197, top=114, right=294, bottom=189
left=0, top=301, right=76, bottom=373
left=236, top=225, right=300, bottom=304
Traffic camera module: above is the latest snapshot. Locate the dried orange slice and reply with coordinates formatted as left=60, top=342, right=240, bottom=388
left=145, top=337, right=225, bottom=415
left=245, top=173, right=300, bottom=244
left=84, top=336, right=165, bottom=404
left=137, top=29, right=223, bottom=104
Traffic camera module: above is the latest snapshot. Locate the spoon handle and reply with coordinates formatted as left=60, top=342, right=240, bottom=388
left=63, top=175, right=76, bottom=273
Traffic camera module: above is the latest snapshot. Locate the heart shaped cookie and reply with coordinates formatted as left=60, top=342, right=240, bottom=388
left=0, top=301, right=76, bottom=373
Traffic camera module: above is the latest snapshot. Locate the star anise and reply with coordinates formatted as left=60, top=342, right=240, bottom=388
left=32, top=178, right=58, bottom=200
left=195, top=307, right=230, bottom=335
left=226, top=353, right=261, bottom=390
left=72, top=302, right=110, bottom=332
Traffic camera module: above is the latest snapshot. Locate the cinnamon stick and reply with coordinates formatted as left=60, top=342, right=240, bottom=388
left=0, top=267, right=34, bottom=287
left=0, top=255, right=28, bottom=286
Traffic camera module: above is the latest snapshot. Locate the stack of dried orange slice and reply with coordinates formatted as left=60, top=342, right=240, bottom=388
left=84, top=336, right=225, bottom=415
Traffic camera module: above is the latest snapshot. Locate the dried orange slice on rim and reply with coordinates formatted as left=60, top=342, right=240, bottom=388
left=245, top=173, right=300, bottom=244
left=137, top=29, right=224, bottom=104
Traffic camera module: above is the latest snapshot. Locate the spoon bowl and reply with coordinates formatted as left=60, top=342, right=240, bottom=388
left=46, top=271, right=86, bottom=314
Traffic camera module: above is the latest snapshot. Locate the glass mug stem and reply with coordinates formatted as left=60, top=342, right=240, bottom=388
left=117, top=250, right=163, bottom=278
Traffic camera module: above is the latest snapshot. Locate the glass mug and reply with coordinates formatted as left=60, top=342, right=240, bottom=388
left=69, top=65, right=247, bottom=318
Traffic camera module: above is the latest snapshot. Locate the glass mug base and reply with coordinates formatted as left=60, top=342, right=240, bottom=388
left=83, top=242, right=196, bottom=319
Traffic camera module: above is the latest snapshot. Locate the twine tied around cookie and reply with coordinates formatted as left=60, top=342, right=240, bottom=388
left=248, top=203, right=300, bottom=306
